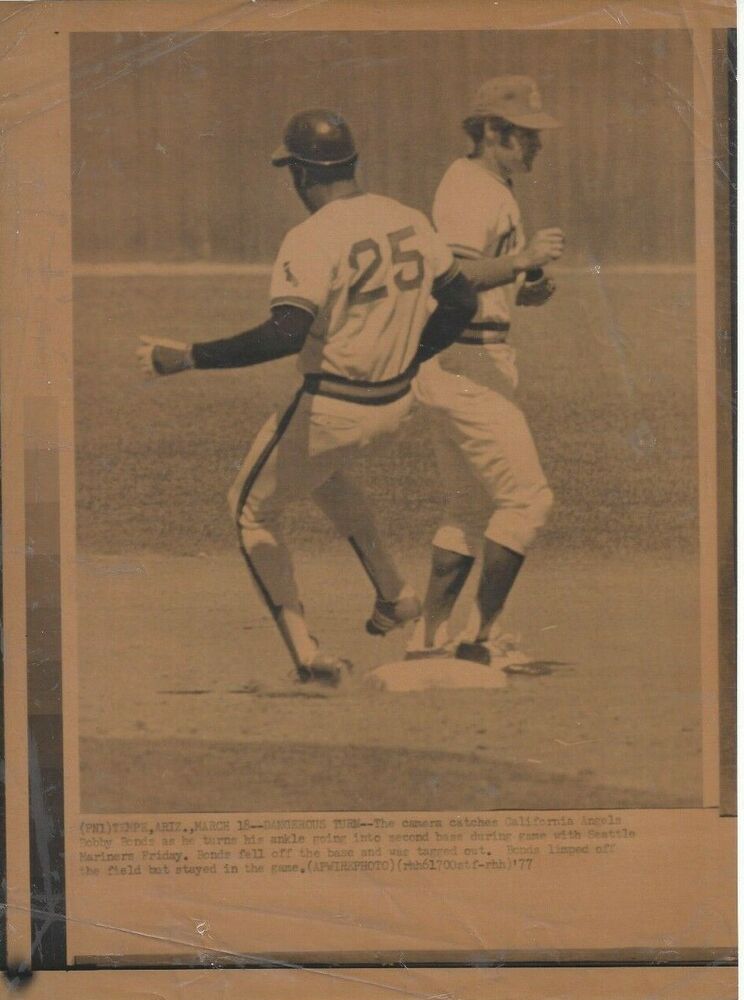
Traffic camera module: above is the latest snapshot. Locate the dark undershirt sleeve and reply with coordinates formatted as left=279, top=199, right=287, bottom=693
left=191, top=305, right=314, bottom=369
left=414, top=271, right=478, bottom=365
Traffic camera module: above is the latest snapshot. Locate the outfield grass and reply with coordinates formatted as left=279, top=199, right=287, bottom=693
left=74, top=272, right=698, bottom=556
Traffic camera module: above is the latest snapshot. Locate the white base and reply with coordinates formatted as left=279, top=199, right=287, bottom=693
left=364, top=657, right=508, bottom=692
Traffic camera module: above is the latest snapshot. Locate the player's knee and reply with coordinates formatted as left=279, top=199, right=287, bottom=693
left=485, top=483, right=553, bottom=553
left=236, top=503, right=274, bottom=553
left=227, top=470, right=253, bottom=521
left=432, top=544, right=475, bottom=575
left=531, top=484, right=553, bottom=529
left=229, top=474, right=264, bottom=531
left=231, top=482, right=263, bottom=540
left=520, top=483, right=553, bottom=544
left=432, top=524, right=480, bottom=559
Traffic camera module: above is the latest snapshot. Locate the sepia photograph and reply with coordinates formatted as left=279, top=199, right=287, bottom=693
left=70, top=28, right=704, bottom=814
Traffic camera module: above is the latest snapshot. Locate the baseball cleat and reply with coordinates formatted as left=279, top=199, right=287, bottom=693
left=296, top=652, right=352, bottom=687
left=454, top=640, right=492, bottom=666
left=455, top=633, right=552, bottom=676
left=366, top=585, right=421, bottom=636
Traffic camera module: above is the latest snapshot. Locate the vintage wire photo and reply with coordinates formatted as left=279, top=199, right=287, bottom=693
left=73, top=27, right=703, bottom=814
left=0, top=1, right=736, bottom=995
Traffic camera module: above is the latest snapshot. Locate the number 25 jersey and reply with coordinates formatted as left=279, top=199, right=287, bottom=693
left=270, top=193, right=457, bottom=383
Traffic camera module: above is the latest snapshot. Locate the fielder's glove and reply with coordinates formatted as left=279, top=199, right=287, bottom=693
left=516, top=268, right=557, bottom=307
left=137, top=336, right=195, bottom=376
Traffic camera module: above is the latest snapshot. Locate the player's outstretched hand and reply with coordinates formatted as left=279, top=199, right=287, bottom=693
left=520, top=228, right=565, bottom=269
left=137, top=336, right=194, bottom=377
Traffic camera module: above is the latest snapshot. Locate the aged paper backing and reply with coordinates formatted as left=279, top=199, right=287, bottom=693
left=0, top=2, right=737, bottom=998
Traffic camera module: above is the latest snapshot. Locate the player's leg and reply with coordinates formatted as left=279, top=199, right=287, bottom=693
left=456, top=540, right=524, bottom=655
left=229, top=390, right=357, bottom=683
left=311, top=393, right=420, bottom=634
left=408, top=364, right=485, bottom=653
left=419, top=546, right=475, bottom=645
left=406, top=426, right=487, bottom=652
left=229, top=390, right=315, bottom=669
left=313, top=472, right=420, bottom=633
left=312, top=473, right=404, bottom=599
left=454, top=394, right=553, bottom=663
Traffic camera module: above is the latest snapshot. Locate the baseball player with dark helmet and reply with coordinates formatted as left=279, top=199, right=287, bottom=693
left=138, top=109, right=476, bottom=687
left=408, top=77, right=565, bottom=670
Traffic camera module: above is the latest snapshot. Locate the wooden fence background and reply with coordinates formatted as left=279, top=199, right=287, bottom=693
left=71, top=30, right=694, bottom=264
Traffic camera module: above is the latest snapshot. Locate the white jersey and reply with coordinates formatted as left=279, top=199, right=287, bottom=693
left=270, top=193, right=456, bottom=383
left=433, top=157, right=525, bottom=333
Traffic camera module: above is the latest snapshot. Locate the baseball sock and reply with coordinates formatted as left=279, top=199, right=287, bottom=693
left=312, top=475, right=406, bottom=602
left=467, top=540, right=524, bottom=644
left=278, top=607, right=318, bottom=666
left=347, top=532, right=406, bottom=603
left=420, top=546, right=475, bottom=646
left=239, top=538, right=319, bottom=667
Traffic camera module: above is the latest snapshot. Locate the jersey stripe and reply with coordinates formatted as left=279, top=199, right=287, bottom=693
left=234, top=388, right=306, bottom=668
left=448, top=243, right=483, bottom=260
left=467, top=320, right=511, bottom=332
left=270, top=295, right=319, bottom=317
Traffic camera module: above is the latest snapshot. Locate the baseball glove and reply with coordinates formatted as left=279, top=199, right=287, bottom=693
left=516, top=268, right=556, bottom=307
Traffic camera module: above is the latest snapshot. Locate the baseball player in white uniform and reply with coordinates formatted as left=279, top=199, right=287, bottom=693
left=138, top=109, right=476, bottom=687
left=408, top=77, right=565, bottom=670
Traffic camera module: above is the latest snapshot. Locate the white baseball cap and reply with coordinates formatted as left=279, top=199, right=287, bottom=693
left=468, top=76, right=561, bottom=130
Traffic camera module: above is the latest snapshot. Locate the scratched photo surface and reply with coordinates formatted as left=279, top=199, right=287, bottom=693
left=71, top=30, right=700, bottom=812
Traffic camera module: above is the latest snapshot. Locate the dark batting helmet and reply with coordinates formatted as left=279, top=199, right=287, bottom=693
left=271, top=108, right=358, bottom=168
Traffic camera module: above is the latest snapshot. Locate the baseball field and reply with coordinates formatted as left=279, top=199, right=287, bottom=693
left=74, top=269, right=702, bottom=812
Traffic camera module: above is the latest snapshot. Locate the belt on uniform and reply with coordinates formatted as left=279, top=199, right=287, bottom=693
left=458, top=320, right=510, bottom=346
left=303, top=369, right=413, bottom=405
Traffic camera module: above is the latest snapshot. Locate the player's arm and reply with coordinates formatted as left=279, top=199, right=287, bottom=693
left=414, top=269, right=478, bottom=365
left=433, top=173, right=564, bottom=292
left=459, top=228, right=565, bottom=292
left=137, top=305, right=314, bottom=376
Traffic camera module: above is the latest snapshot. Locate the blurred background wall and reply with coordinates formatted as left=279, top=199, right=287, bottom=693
left=70, top=30, right=694, bottom=265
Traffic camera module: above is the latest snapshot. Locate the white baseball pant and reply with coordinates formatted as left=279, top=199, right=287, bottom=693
left=414, top=346, right=553, bottom=557
left=228, top=386, right=412, bottom=666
